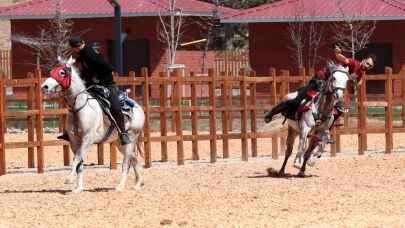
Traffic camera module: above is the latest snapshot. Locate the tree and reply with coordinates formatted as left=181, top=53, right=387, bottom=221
left=157, top=0, right=185, bottom=68
left=12, top=0, right=75, bottom=70
left=331, top=0, right=378, bottom=58
left=198, top=0, right=282, bottom=50
left=199, top=0, right=280, bottom=9
left=287, top=0, right=324, bottom=69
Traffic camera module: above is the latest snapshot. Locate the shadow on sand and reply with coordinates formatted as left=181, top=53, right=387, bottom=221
left=248, top=168, right=319, bottom=179
left=0, top=187, right=115, bottom=195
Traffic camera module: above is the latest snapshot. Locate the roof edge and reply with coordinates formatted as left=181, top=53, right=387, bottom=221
left=0, top=11, right=215, bottom=20
left=221, top=15, right=405, bottom=23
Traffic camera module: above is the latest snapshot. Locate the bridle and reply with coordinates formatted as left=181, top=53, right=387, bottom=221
left=50, top=63, right=90, bottom=113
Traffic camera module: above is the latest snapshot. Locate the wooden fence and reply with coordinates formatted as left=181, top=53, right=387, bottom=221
left=0, top=50, right=11, bottom=79
left=0, top=65, right=404, bottom=175
left=214, top=50, right=249, bottom=76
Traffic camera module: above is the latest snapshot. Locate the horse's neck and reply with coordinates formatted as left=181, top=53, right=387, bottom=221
left=64, top=69, right=86, bottom=104
left=318, top=92, right=334, bottom=115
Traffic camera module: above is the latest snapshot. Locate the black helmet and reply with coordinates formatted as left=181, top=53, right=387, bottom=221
left=68, top=36, right=83, bottom=48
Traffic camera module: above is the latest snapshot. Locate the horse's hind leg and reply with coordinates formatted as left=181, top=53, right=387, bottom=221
left=116, top=143, right=133, bottom=192
left=294, top=122, right=311, bottom=168
left=131, top=142, right=144, bottom=189
left=278, top=127, right=297, bottom=176
left=298, top=137, right=318, bottom=177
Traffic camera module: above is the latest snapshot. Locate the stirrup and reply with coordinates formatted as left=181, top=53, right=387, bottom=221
left=57, top=132, right=69, bottom=141
left=120, top=132, right=131, bottom=145
left=326, top=138, right=335, bottom=144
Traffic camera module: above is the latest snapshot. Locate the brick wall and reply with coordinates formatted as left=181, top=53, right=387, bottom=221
left=11, top=16, right=213, bottom=78
left=249, top=21, right=405, bottom=94
left=249, top=21, right=405, bottom=75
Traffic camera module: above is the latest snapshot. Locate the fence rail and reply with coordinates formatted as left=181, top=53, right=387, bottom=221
left=0, top=50, right=11, bottom=79
left=0, top=65, right=404, bottom=175
left=214, top=50, right=249, bottom=76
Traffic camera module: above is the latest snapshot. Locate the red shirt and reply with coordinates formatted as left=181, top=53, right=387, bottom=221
left=344, top=58, right=363, bottom=81
left=315, top=68, right=327, bottom=80
left=316, top=59, right=363, bottom=82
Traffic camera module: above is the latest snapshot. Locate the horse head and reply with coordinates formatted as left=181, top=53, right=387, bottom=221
left=325, top=62, right=350, bottom=107
left=41, top=56, right=77, bottom=94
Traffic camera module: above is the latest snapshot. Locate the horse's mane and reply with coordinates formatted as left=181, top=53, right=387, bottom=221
left=60, top=56, right=86, bottom=86
left=325, top=60, right=349, bottom=74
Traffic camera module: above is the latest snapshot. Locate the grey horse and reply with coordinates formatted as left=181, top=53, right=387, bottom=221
left=41, top=57, right=145, bottom=193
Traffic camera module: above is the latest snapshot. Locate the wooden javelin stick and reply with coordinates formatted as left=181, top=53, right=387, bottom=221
left=180, top=38, right=207, bottom=47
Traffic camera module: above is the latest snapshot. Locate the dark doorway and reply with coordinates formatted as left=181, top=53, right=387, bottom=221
left=108, top=39, right=150, bottom=96
left=356, top=43, right=392, bottom=93
left=108, top=39, right=151, bottom=75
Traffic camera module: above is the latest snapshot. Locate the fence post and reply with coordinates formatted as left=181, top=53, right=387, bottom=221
left=299, top=68, right=306, bottom=87
left=226, top=71, right=234, bottom=132
left=35, top=68, right=44, bottom=173
left=240, top=70, right=248, bottom=161
left=358, top=73, right=367, bottom=155
left=0, top=73, right=5, bottom=175
left=385, top=67, right=393, bottom=154
left=190, top=72, right=199, bottom=160
left=129, top=71, right=136, bottom=98
left=401, top=65, right=405, bottom=128
left=58, top=96, right=70, bottom=166
left=279, top=70, right=290, bottom=154
left=27, top=72, right=35, bottom=168
left=208, top=69, right=217, bottom=163
left=172, top=69, right=184, bottom=165
left=220, top=71, right=229, bottom=158
left=270, top=67, right=278, bottom=159
left=142, top=67, right=152, bottom=168
left=249, top=71, right=257, bottom=157
left=109, top=142, right=117, bottom=169
left=159, top=71, right=168, bottom=161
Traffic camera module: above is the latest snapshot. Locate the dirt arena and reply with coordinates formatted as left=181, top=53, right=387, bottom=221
left=1, top=133, right=405, bottom=227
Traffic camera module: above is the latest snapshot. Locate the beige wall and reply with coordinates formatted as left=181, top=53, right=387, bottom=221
left=0, top=0, right=25, bottom=49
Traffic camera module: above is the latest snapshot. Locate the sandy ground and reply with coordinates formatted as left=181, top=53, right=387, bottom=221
left=1, top=153, right=405, bottom=227
left=1, top=131, right=405, bottom=227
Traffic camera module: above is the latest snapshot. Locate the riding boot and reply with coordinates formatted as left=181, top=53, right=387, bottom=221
left=107, top=85, right=131, bottom=145
left=264, top=100, right=290, bottom=123
left=57, top=131, right=70, bottom=141
left=116, top=113, right=131, bottom=145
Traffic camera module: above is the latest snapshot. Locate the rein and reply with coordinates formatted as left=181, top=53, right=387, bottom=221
left=63, top=86, right=95, bottom=113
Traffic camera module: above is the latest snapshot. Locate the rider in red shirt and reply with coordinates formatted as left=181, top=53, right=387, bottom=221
left=264, top=45, right=377, bottom=142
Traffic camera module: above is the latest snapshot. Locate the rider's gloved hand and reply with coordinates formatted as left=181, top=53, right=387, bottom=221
left=333, top=44, right=342, bottom=54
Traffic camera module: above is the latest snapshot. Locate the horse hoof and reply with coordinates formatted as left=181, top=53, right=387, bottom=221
left=297, top=171, right=305, bottom=177
left=277, top=171, right=285, bottom=177
left=307, top=161, right=315, bottom=167
left=72, top=188, right=83, bottom=193
left=293, top=163, right=301, bottom=169
left=133, top=185, right=143, bottom=190
left=115, top=186, right=125, bottom=192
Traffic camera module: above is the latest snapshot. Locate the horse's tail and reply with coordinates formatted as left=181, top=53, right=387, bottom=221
left=134, top=130, right=145, bottom=159
left=136, top=142, right=145, bottom=159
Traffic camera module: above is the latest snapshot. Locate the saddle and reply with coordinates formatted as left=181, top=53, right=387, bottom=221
left=88, top=85, right=137, bottom=121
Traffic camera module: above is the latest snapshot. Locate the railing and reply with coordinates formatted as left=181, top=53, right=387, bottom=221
left=214, top=50, right=249, bottom=76
left=0, top=65, right=404, bottom=175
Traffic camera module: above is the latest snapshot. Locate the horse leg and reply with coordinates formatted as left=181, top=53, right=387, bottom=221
left=298, top=137, right=318, bottom=177
left=65, top=143, right=79, bottom=184
left=116, top=143, right=133, bottom=192
left=131, top=140, right=144, bottom=190
left=278, top=127, right=297, bottom=176
left=294, top=122, right=311, bottom=168
left=308, top=143, right=323, bottom=167
left=71, top=138, right=91, bottom=193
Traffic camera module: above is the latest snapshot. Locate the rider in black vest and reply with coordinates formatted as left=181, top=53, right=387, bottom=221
left=58, top=37, right=131, bottom=145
